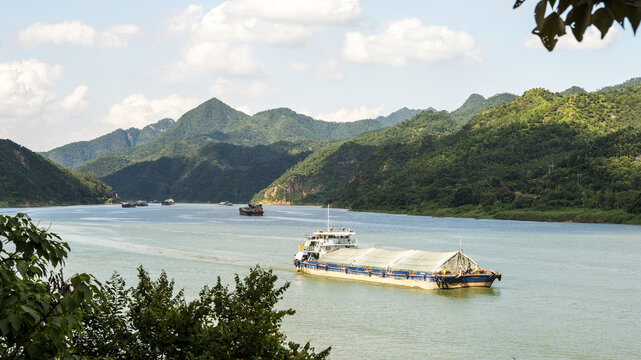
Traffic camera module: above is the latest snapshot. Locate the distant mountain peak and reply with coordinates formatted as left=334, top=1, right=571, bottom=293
left=599, top=77, right=641, bottom=92
left=457, top=94, right=486, bottom=109
left=560, top=86, right=587, bottom=95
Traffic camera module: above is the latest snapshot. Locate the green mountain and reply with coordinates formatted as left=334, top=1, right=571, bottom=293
left=560, top=86, right=587, bottom=95
left=251, top=93, right=517, bottom=205
left=73, top=99, right=405, bottom=178
left=100, top=141, right=315, bottom=202
left=334, top=85, right=641, bottom=224
left=117, top=100, right=386, bottom=160
left=0, top=140, right=116, bottom=207
left=450, top=93, right=518, bottom=124
left=42, top=118, right=175, bottom=169
left=599, top=77, right=641, bottom=92
left=375, top=107, right=425, bottom=127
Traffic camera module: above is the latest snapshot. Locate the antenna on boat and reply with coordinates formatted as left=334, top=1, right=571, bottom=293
left=327, top=204, right=330, bottom=231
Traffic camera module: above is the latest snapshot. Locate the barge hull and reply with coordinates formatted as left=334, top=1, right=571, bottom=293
left=297, top=265, right=498, bottom=290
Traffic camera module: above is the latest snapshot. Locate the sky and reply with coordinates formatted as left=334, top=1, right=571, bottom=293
left=1, top=0, right=639, bottom=151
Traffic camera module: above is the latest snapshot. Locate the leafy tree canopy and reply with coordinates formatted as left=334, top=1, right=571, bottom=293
left=0, top=213, right=99, bottom=359
left=1, top=213, right=329, bottom=359
left=515, top=0, right=641, bottom=50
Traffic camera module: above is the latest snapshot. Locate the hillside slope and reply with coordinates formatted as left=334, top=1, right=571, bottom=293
left=252, top=93, right=518, bottom=205
left=42, top=118, right=175, bottom=168
left=0, top=140, right=115, bottom=207
left=335, top=86, right=641, bottom=223
left=101, top=141, right=313, bottom=202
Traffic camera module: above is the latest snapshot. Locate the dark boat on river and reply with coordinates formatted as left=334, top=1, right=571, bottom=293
left=239, top=203, right=263, bottom=216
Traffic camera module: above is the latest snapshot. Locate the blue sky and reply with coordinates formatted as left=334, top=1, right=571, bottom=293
left=1, top=0, right=639, bottom=151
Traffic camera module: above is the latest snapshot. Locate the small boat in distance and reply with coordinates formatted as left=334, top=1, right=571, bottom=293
left=121, top=201, right=136, bottom=208
left=218, top=201, right=233, bottom=206
left=161, top=198, right=175, bottom=206
left=239, top=203, right=263, bottom=216
left=135, top=200, right=148, bottom=207
left=294, top=207, right=501, bottom=290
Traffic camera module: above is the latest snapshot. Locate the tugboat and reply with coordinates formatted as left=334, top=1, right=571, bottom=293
left=161, top=198, right=175, bottom=206
left=294, top=207, right=501, bottom=290
left=239, top=203, right=263, bottom=216
left=121, top=201, right=136, bottom=208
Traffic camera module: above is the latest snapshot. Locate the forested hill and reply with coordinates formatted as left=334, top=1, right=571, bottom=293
left=0, top=140, right=116, bottom=207
left=61, top=98, right=420, bottom=177
left=334, top=85, right=641, bottom=224
left=42, top=118, right=175, bottom=169
left=100, top=141, right=314, bottom=202
left=450, top=93, right=518, bottom=124
left=375, top=107, right=425, bottom=127
left=250, top=110, right=456, bottom=205
left=106, top=98, right=390, bottom=160
left=251, top=91, right=517, bottom=205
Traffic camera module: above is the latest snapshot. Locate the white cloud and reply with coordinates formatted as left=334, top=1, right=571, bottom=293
left=223, top=0, right=362, bottom=25
left=316, top=104, right=386, bottom=122
left=0, top=59, right=62, bottom=119
left=176, top=42, right=266, bottom=77
left=209, top=78, right=279, bottom=99
left=316, top=59, right=344, bottom=80
left=235, top=105, right=253, bottom=115
left=167, top=1, right=362, bottom=78
left=342, top=18, right=480, bottom=66
left=18, top=21, right=138, bottom=48
left=98, top=24, right=140, bottom=48
left=102, top=94, right=199, bottom=128
left=524, top=26, right=621, bottom=50
left=290, top=61, right=309, bottom=72
left=59, top=85, right=88, bottom=110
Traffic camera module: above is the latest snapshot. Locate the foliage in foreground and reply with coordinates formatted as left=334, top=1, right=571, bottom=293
left=515, top=0, right=641, bottom=51
left=0, top=213, right=99, bottom=359
left=0, top=214, right=330, bottom=359
left=75, top=267, right=330, bottom=360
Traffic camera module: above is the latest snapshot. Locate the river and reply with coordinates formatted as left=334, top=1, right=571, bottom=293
left=2, top=204, right=640, bottom=359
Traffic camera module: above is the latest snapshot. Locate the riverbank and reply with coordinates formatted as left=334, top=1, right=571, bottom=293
left=349, top=204, right=641, bottom=225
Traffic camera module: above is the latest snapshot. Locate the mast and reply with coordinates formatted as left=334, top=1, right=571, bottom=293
left=327, top=204, right=330, bottom=231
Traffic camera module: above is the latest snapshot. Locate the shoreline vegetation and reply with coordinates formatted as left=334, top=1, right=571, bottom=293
left=347, top=205, right=641, bottom=225
left=3, top=201, right=640, bottom=226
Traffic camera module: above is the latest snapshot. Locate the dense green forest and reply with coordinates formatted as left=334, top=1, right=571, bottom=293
left=252, top=93, right=517, bottom=205
left=42, top=118, right=175, bottom=169
left=49, top=98, right=420, bottom=177
left=107, top=99, right=411, bottom=164
left=101, top=141, right=315, bottom=202
left=333, top=86, right=641, bottom=224
left=0, top=140, right=116, bottom=207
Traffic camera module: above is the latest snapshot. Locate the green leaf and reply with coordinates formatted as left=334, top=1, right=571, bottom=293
left=8, top=313, right=21, bottom=331
left=0, top=319, right=10, bottom=335
left=568, top=3, right=591, bottom=42
left=20, top=304, right=41, bottom=322
left=513, top=0, right=527, bottom=9
left=535, top=0, right=548, bottom=29
left=592, top=8, right=614, bottom=38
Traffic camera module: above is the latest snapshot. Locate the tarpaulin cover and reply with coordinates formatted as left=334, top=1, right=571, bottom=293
left=318, top=247, right=480, bottom=273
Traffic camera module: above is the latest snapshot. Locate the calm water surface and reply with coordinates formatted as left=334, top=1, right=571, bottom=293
left=2, top=204, right=640, bottom=359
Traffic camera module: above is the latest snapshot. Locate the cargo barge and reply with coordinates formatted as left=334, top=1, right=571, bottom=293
left=294, top=225, right=501, bottom=290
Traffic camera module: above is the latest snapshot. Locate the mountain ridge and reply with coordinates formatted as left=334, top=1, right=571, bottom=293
left=1, top=139, right=115, bottom=207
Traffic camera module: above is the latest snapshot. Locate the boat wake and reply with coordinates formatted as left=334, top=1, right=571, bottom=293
left=64, top=234, right=256, bottom=267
